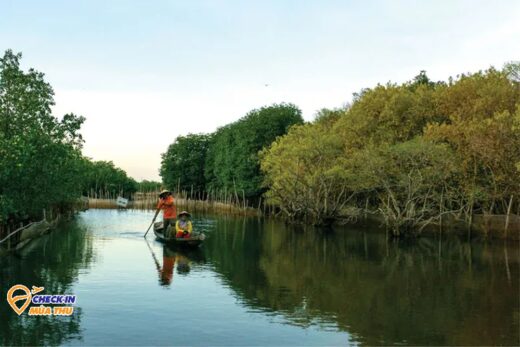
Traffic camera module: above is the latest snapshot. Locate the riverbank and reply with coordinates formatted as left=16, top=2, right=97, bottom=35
left=339, top=211, right=520, bottom=240
left=0, top=199, right=88, bottom=255
left=84, top=197, right=519, bottom=240
left=0, top=215, right=60, bottom=256
left=86, top=197, right=261, bottom=217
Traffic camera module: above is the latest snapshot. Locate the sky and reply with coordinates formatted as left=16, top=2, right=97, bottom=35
left=1, top=0, right=519, bottom=180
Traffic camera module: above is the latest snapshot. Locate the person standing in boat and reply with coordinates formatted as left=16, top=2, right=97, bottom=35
left=157, top=190, right=176, bottom=234
left=175, top=211, right=192, bottom=238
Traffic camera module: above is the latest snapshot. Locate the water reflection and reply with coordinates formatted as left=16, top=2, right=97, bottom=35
left=0, top=211, right=517, bottom=346
left=145, top=241, right=206, bottom=286
left=0, top=220, right=94, bottom=346
left=203, top=216, right=519, bottom=346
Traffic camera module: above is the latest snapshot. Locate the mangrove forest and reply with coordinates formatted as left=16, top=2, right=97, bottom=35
left=0, top=50, right=152, bottom=233
left=1, top=48, right=519, bottom=237
left=160, top=66, right=520, bottom=235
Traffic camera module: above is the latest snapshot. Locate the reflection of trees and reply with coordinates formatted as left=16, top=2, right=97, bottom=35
left=206, top=217, right=519, bottom=345
left=0, top=220, right=94, bottom=346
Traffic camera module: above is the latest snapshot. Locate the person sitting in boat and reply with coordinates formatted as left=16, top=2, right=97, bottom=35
left=157, top=190, right=176, bottom=233
left=175, top=211, right=192, bottom=238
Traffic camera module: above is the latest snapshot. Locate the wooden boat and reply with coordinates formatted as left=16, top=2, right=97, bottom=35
left=153, top=221, right=205, bottom=247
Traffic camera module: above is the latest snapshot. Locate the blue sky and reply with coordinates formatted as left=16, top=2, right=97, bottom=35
left=1, top=0, right=519, bottom=180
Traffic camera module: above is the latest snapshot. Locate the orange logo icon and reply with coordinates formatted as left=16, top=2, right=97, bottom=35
left=7, top=285, right=32, bottom=316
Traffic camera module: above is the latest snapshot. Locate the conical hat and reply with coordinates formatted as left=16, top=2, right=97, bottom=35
left=159, top=189, right=171, bottom=196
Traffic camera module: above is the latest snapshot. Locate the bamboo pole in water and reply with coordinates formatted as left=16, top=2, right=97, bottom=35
left=504, top=194, right=513, bottom=237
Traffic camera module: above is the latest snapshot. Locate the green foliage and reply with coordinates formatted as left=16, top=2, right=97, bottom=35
left=137, top=180, right=162, bottom=192
left=425, top=68, right=520, bottom=214
left=260, top=117, right=357, bottom=224
left=205, top=103, right=303, bottom=198
left=261, top=68, right=520, bottom=234
left=351, top=139, right=459, bottom=234
left=0, top=49, right=138, bottom=224
left=4, top=47, right=516, bottom=237
left=160, top=133, right=211, bottom=194
left=82, top=160, right=137, bottom=198
left=160, top=103, right=303, bottom=199
left=0, top=50, right=86, bottom=222
left=313, top=107, right=345, bottom=125
left=334, top=80, right=444, bottom=150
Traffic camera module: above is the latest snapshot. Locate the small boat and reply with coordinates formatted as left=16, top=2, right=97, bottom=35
left=153, top=221, right=205, bottom=247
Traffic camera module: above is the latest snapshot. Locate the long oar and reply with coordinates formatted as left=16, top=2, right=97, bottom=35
left=144, top=209, right=161, bottom=238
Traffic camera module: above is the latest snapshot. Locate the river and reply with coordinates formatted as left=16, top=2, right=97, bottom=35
left=1, top=209, right=518, bottom=346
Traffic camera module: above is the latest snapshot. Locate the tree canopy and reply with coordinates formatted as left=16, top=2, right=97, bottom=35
left=82, top=160, right=137, bottom=198
left=0, top=50, right=138, bottom=224
left=0, top=50, right=86, bottom=221
left=160, top=103, right=303, bottom=199
left=160, top=133, right=211, bottom=194
left=4, top=48, right=517, bottom=236
left=261, top=67, right=520, bottom=233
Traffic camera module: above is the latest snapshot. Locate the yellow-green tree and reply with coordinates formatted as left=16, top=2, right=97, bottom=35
left=334, top=76, right=443, bottom=151
left=261, top=67, right=519, bottom=233
left=425, top=68, right=520, bottom=217
left=350, top=138, right=459, bottom=235
left=260, top=111, right=358, bottom=224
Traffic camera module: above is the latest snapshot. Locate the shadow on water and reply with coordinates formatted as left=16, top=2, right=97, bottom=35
left=0, top=219, right=94, bottom=346
left=202, top=216, right=520, bottom=346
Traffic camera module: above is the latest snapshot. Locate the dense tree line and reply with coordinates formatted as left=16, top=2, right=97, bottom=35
left=261, top=66, right=520, bottom=234
left=160, top=104, right=303, bottom=199
left=5, top=48, right=516, bottom=236
left=160, top=134, right=211, bottom=195
left=82, top=160, right=137, bottom=199
left=0, top=50, right=86, bottom=224
left=0, top=50, right=137, bottom=226
left=136, top=180, right=162, bottom=192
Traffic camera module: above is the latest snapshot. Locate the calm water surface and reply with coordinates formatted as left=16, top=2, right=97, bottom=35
left=0, top=209, right=518, bottom=346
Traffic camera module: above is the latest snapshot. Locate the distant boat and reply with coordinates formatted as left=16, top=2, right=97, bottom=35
left=153, top=221, right=205, bottom=247
left=116, top=196, right=129, bottom=208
